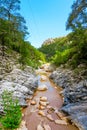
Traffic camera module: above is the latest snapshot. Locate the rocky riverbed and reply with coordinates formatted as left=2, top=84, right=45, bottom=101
left=50, top=65, right=87, bottom=130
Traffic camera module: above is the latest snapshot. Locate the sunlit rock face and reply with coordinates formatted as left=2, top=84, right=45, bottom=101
left=0, top=67, right=38, bottom=112
left=50, top=66, right=87, bottom=130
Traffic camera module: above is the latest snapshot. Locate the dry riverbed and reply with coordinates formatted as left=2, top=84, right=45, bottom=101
left=21, top=68, right=79, bottom=130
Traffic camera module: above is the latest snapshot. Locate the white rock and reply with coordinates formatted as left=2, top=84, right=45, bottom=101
left=55, top=119, right=68, bottom=125
left=37, top=124, right=44, bottom=130
left=31, top=100, right=36, bottom=105
left=43, top=124, right=51, bottom=130
left=38, top=105, right=45, bottom=110
left=55, top=111, right=64, bottom=119
left=37, top=85, right=48, bottom=91
left=17, top=121, right=28, bottom=130
left=41, top=75, right=47, bottom=81
left=39, top=101, right=48, bottom=106
left=40, top=96, right=48, bottom=102
left=38, top=110, right=45, bottom=117
left=47, top=114, right=54, bottom=121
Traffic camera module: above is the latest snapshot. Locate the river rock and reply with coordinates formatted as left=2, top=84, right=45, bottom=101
left=37, top=124, right=44, bottom=130
left=37, top=84, right=48, bottom=91
left=47, top=114, right=54, bottom=121
left=43, top=124, right=51, bottom=130
left=38, top=111, right=45, bottom=117
left=41, top=75, right=47, bottom=81
left=55, top=119, right=67, bottom=125
left=62, top=102, right=87, bottom=130
left=38, top=105, right=45, bottom=110
left=39, top=101, right=49, bottom=106
left=17, top=120, right=28, bottom=130
left=40, top=96, right=48, bottom=102
left=40, top=63, right=56, bottom=72
left=31, top=100, right=36, bottom=105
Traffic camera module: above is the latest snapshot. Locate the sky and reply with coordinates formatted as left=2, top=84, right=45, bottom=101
left=20, top=0, right=73, bottom=48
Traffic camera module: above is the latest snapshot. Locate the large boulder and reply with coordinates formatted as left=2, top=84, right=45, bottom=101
left=62, top=103, right=87, bottom=130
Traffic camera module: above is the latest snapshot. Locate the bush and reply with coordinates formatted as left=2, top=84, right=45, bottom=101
left=1, top=90, right=22, bottom=130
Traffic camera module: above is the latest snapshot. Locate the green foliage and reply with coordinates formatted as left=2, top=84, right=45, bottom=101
left=1, top=90, right=22, bottom=130
left=52, top=48, right=75, bottom=66
left=18, top=41, right=45, bottom=68
left=39, top=37, right=68, bottom=61
left=65, top=0, right=87, bottom=68
left=39, top=0, right=87, bottom=68
left=0, top=0, right=45, bottom=68
left=66, top=0, right=87, bottom=30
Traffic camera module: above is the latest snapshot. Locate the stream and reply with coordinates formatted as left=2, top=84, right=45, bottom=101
left=22, top=68, right=79, bottom=130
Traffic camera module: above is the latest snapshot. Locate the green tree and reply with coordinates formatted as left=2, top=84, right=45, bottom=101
left=0, top=0, right=20, bottom=20
left=66, top=0, right=87, bottom=30
left=0, top=0, right=29, bottom=55
left=66, top=0, right=87, bottom=66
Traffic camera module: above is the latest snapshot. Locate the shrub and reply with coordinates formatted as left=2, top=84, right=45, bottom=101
left=1, top=90, right=22, bottom=130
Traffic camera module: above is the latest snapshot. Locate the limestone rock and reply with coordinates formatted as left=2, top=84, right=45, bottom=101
left=55, top=119, right=68, bottom=125
left=43, top=124, right=51, bottom=130
left=55, top=110, right=64, bottom=119
left=37, top=85, right=48, bottom=91
left=39, top=101, right=48, bottom=106
left=31, top=100, right=36, bottom=105
left=50, top=66, right=87, bottom=130
left=38, top=105, right=45, bottom=110
left=40, top=96, right=48, bottom=102
left=0, top=67, right=38, bottom=113
left=41, top=75, right=47, bottom=81
left=47, top=114, right=54, bottom=121
left=17, top=121, right=28, bottom=130
left=37, top=124, right=44, bottom=130
left=38, top=110, right=45, bottom=117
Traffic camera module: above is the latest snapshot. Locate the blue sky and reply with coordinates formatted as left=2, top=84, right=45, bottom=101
left=21, top=0, right=73, bottom=48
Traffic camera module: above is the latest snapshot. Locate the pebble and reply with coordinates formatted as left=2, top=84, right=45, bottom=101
left=55, top=119, right=68, bottom=125
left=37, top=85, right=48, bottom=91
left=43, top=124, right=51, bottom=130
left=38, top=105, right=45, bottom=110
left=37, top=124, right=44, bottom=130
left=38, top=110, right=45, bottom=117
left=30, top=100, right=36, bottom=105
left=41, top=75, right=47, bottom=81
left=40, top=96, right=48, bottom=102
left=39, top=101, right=48, bottom=106
left=47, top=114, right=54, bottom=121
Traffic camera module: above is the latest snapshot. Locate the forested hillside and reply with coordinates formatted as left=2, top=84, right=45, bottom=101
left=39, top=0, right=87, bottom=68
left=0, top=0, right=45, bottom=68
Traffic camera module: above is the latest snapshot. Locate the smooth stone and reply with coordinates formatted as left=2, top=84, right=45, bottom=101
left=37, top=124, right=44, bottom=130
left=47, top=114, right=54, bottom=121
left=40, top=96, right=48, bottom=102
left=43, top=124, right=51, bottom=130
left=39, top=101, right=48, bottom=106
left=31, top=100, right=36, bottom=105
left=38, top=105, right=45, bottom=110
left=41, top=75, right=47, bottom=81
left=38, top=111, right=45, bottom=117
left=37, top=85, right=48, bottom=91
left=55, top=119, right=68, bottom=125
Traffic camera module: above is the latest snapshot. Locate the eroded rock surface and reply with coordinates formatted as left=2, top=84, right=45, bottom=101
left=50, top=66, right=87, bottom=130
left=0, top=67, right=38, bottom=114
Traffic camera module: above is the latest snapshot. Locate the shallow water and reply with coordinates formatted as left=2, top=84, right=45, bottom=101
left=23, top=69, right=79, bottom=130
